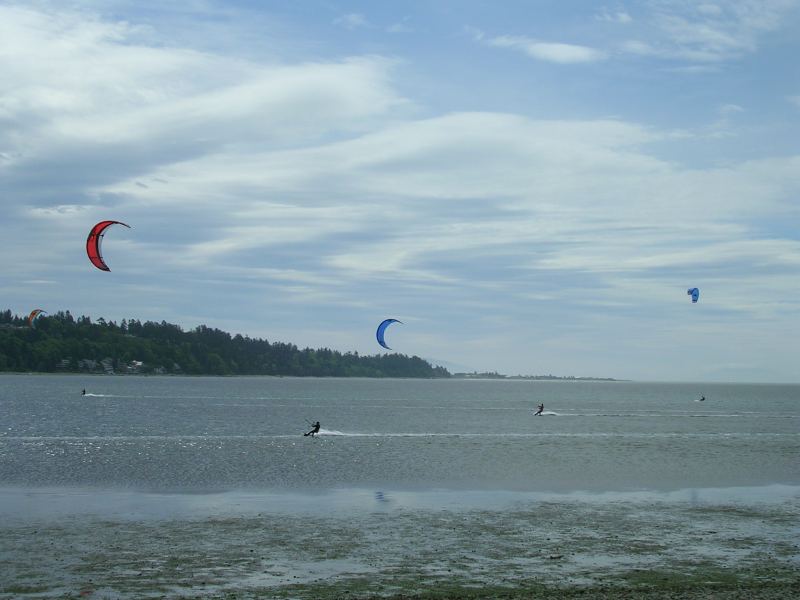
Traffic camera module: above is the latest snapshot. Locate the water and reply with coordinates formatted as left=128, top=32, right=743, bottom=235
left=1, top=374, right=797, bottom=493
left=2, top=375, right=799, bottom=596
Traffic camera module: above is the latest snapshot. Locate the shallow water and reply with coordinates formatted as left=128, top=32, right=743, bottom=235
left=0, top=375, right=798, bottom=493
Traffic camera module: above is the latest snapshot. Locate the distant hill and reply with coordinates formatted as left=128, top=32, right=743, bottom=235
left=0, top=309, right=450, bottom=378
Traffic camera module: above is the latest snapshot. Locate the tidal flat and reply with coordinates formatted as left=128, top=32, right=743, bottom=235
left=1, top=489, right=798, bottom=599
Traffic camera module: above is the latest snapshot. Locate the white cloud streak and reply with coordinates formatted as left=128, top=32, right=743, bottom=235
left=487, top=35, right=608, bottom=63
left=621, top=0, right=799, bottom=63
left=468, top=28, right=606, bottom=64
left=597, top=10, right=634, bottom=24
left=333, top=13, right=368, bottom=30
left=387, top=17, right=414, bottom=33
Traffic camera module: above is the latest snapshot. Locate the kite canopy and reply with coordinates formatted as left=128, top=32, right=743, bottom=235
left=86, top=220, right=130, bottom=271
left=376, top=318, right=402, bottom=350
left=687, top=288, right=700, bottom=303
left=28, top=309, right=46, bottom=327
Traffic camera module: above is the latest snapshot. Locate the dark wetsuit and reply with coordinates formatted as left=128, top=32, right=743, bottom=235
left=305, top=422, right=321, bottom=437
left=534, top=404, right=544, bottom=416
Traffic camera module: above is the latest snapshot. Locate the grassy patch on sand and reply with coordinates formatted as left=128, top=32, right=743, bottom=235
left=2, top=584, right=51, bottom=595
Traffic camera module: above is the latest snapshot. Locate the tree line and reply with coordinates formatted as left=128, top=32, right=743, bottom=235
left=0, top=310, right=450, bottom=378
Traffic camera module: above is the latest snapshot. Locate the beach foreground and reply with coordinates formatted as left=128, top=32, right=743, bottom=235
left=2, top=488, right=798, bottom=599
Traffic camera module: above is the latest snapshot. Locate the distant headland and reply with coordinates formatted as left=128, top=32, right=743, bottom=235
left=1, top=309, right=621, bottom=381
left=0, top=309, right=448, bottom=378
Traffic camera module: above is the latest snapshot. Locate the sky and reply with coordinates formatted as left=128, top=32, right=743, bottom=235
left=1, top=0, right=799, bottom=382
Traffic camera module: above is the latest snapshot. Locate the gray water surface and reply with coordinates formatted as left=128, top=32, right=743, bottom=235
left=1, top=375, right=798, bottom=492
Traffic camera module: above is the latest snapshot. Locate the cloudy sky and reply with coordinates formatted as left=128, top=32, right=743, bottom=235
left=2, top=0, right=799, bottom=382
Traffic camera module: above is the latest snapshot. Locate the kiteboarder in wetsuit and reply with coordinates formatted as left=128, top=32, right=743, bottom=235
left=534, top=403, right=544, bottom=416
left=305, top=421, right=321, bottom=437
left=81, top=389, right=86, bottom=396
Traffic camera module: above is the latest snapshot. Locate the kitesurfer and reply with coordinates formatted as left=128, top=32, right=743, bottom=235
left=534, top=403, right=544, bottom=416
left=81, top=389, right=86, bottom=396
left=304, top=421, right=321, bottom=437
left=699, top=396, right=705, bottom=402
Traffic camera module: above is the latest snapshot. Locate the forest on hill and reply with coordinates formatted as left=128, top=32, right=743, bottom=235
left=0, top=310, right=450, bottom=378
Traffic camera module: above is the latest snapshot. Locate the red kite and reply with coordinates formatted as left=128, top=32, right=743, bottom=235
left=28, top=309, right=46, bottom=327
left=86, top=220, right=130, bottom=271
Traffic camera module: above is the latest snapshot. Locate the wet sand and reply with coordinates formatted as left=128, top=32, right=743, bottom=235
left=1, top=488, right=798, bottom=598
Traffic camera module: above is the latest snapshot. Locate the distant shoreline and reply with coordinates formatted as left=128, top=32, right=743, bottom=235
left=0, top=371, right=448, bottom=379
left=452, top=372, right=624, bottom=381
left=454, top=377, right=626, bottom=382
left=4, top=372, right=797, bottom=384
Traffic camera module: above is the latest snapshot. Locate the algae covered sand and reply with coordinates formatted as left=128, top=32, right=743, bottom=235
left=1, top=489, right=798, bottom=599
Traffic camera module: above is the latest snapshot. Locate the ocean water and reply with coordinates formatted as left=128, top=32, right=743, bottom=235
left=1, top=374, right=797, bottom=494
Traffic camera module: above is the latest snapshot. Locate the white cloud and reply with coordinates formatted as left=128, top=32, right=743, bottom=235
left=621, top=0, right=799, bottom=63
left=28, top=204, right=94, bottom=217
left=487, top=35, right=608, bottom=63
left=620, top=39, right=656, bottom=56
left=387, top=17, right=414, bottom=34
left=597, top=10, right=633, bottom=24
left=706, top=103, right=745, bottom=136
left=697, top=4, right=723, bottom=17
left=479, top=2, right=798, bottom=68
left=333, top=13, right=368, bottom=30
left=468, top=28, right=606, bottom=64
left=95, top=111, right=800, bottom=321
left=662, top=64, right=722, bottom=73
left=719, top=103, right=744, bottom=115
left=464, top=26, right=485, bottom=42
left=0, top=4, right=409, bottom=210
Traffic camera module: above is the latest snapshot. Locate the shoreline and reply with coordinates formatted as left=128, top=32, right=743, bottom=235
left=2, top=483, right=799, bottom=521
left=5, top=372, right=800, bottom=384
left=0, top=372, right=627, bottom=382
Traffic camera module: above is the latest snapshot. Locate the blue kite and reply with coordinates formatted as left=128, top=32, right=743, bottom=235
left=376, top=319, right=402, bottom=350
left=687, top=288, right=700, bottom=303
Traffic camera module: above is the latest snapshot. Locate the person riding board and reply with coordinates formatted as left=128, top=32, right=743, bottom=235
left=534, top=403, right=544, bottom=416
left=304, top=421, right=321, bottom=437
